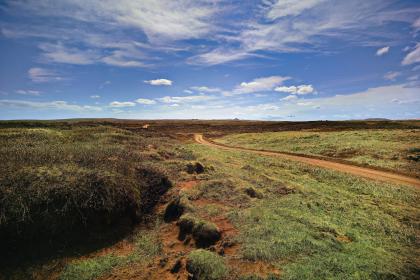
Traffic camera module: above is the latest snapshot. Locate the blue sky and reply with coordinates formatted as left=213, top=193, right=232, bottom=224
left=0, top=0, right=419, bottom=120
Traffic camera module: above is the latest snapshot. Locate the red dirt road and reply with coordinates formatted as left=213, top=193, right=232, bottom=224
left=194, top=134, right=420, bottom=188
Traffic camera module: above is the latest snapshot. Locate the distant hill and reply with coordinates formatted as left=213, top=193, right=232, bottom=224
left=363, top=118, right=391, bottom=121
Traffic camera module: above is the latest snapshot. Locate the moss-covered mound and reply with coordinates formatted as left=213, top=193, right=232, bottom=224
left=186, top=249, right=228, bottom=280
left=178, top=214, right=221, bottom=247
left=164, top=196, right=192, bottom=222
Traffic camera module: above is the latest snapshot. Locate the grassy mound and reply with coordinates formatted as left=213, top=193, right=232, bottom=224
left=0, top=126, right=174, bottom=263
left=163, top=196, right=193, bottom=222
left=186, top=249, right=228, bottom=280
left=178, top=214, right=221, bottom=247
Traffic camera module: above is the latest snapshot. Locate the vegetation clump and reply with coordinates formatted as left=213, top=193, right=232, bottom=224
left=186, top=249, right=228, bottom=280
left=244, top=186, right=263, bottom=199
left=164, top=196, right=193, bottom=222
left=178, top=214, right=221, bottom=247
left=186, top=162, right=205, bottom=174
left=0, top=126, right=175, bottom=262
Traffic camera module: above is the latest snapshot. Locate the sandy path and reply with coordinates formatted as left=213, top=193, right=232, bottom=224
left=194, top=134, right=420, bottom=188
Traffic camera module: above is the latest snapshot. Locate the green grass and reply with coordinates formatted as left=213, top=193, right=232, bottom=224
left=187, top=141, right=419, bottom=279
left=60, top=230, right=162, bottom=280
left=217, top=129, right=420, bottom=177
left=186, top=249, right=228, bottom=280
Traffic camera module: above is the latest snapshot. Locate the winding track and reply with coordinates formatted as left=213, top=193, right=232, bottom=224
left=194, top=134, right=420, bottom=188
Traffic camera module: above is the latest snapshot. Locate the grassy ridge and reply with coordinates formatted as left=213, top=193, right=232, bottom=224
left=217, top=129, right=420, bottom=177
left=188, top=141, right=419, bottom=279
left=0, top=125, right=187, bottom=263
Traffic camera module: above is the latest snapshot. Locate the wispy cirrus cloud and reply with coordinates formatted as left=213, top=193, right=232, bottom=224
left=16, top=89, right=41, bottom=96
left=384, top=71, right=401, bottom=81
left=193, top=0, right=419, bottom=65
left=189, top=86, right=223, bottom=93
left=28, top=67, right=63, bottom=83
left=3, top=0, right=419, bottom=68
left=157, top=95, right=216, bottom=104
left=38, top=42, right=97, bottom=65
left=2, top=0, right=218, bottom=68
left=0, top=100, right=102, bottom=111
left=402, top=43, right=420, bottom=65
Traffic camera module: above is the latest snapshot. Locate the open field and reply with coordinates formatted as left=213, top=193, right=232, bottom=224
left=216, top=129, right=420, bottom=178
left=0, top=120, right=419, bottom=280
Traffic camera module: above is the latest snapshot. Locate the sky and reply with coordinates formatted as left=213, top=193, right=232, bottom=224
left=0, top=0, right=419, bottom=120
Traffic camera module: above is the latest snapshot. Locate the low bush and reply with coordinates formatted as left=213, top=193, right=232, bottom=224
left=178, top=214, right=221, bottom=247
left=186, top=162, right=205, bottom=174
left=186, top=249, right=228, bottom=280
left=164, top=195, right=193, bottom=222
left=244, top=186, right=263, bottom=199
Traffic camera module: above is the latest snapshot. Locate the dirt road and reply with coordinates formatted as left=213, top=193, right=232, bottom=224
left=194, top=134, right=420, bottom=188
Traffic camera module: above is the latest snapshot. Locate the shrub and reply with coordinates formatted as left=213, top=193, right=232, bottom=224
left=244, top=186, right=263, bottom=199
left=178, top=214, right=221, bottom=247
left=186, top=162, right=205, bottom=174
left=186, top=249, right=228, bottom=280
left=164, top=196, right=193, bottom=222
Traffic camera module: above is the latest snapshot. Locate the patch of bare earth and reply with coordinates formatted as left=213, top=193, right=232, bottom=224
left=67, top=178, right=280, bottom=279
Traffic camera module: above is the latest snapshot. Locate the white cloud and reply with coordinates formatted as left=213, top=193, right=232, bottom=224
left=157, top=95, right=215, bottom=104
left=384, top=71, right=401, bottom=81
left=109, top=101, right=136, bottom=108
left=413, top=18, right=420, bottom=31
left=101, top=50, right=145, bottom=67
left=190, top=86, right=222, bottom=93
left=8, top=0, right=217, bottom=43
left=16, top=89, right=40, bottom=96
left=144, top=79, right=173, bottom=86
left=136, top=98, right=156, bottom=105
left=3, top=1, right=218, bottom=68
left=275, top=84, right=315, bottom=95
left=267, top=0, right=325, bottom=19
left=184, top=89, right=193, bottom=94
left=28, top=67, right=62, bottom=83
left=90, top=95, right=100, bottom=99
left=39, top=42, right=97, bottom=65
left=281, top=95, right=298, bottom=101
left=5, top=0, right=419, bottom=68
left=402, top=43, right=420, bottom=65
left=190, top=49, right=251, bottom=65
left=297, top=101, right=313, bottom=106
left=99, top=84, right=419, bottom=120
left=275, top=86, right=297, bottom=94
left=194, top=1, right=419, bottom=65
left=234, top=76, right=290, bottom=94
left=376, top=46, right=390, bottom=56
left=0, top=100, right=102, bottom=112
